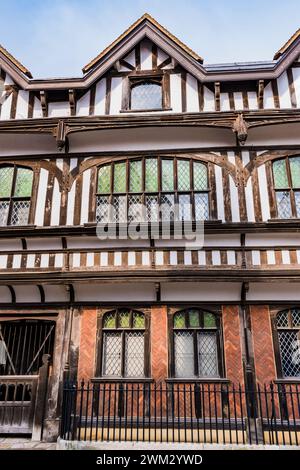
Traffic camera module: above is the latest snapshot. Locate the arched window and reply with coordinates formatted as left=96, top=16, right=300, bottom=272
left=0, top=165, right=33, bottom=226
left=96, top=157, right=210, bottom=223
left=272, top=156, right=300, bottom=218
left=100, top=309, right=148, bottom=378
left=172, top=309, right=222, bottom=378
left=131, top=80, right=162, bottom=110
left=275, top=308, right=300, bottom=377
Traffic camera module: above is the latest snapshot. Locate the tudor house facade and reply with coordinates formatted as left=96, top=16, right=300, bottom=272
left=0, top=14, right=300, bottom=442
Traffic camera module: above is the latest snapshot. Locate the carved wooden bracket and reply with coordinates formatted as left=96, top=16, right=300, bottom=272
left=68, top=89, right=76, bottom=116
left=53, top=119, right=68, bottom=151
left=40, top=90, right=47, bottom=117
left=233, top=113, right=248, bottom=145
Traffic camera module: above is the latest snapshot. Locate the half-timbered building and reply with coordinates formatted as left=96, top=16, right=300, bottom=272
left=0, top=14, right=300, bottom=445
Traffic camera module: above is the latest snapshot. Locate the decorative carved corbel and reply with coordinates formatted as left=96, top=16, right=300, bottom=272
left=68, top=89, right=76, bottom=116
left=258, top=79, right=264, bottom=109
left=53, top=119, right=67, bottom=151
left=233, top=113, right=248, bottom=145
left=40, top=90, right=47, bottom=117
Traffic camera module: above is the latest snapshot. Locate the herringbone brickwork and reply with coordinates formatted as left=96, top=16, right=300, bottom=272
left=151, top=306, right=168, bottom=382
left=250, top=305, right=276, bottom=384
left=222, top=305, right=244, bottom=385
left=77, top=308, right=97, bottom=380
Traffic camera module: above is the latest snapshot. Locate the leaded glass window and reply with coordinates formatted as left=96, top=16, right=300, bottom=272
left=272, top=157, right=300, bottom=218
left=95, top=158, right=210, bottom=223
left=131, top=81, right=162, bottom=110
left=172, top=309, right=221, bottom=378
left=275, top=308, right=300, bottom=378
left=101, top=309, right=147, bottom=378
left=0, top=166, right=33, bottom=226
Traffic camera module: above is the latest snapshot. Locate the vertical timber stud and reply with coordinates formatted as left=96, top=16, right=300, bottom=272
left=32, top=354, right=50, bottom=441
left=214, top=82, right=220, bottom=111
left=40, top=91, right=48, bottom=117
left=257, top=80, right=264, bottom=109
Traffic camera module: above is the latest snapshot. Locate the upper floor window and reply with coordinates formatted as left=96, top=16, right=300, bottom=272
left=272, top=157, right=300, bottom=219
left=0, top=165, right=33, bottom=226
left=130, top=80, right=162, bottom=110
left=275, top=308, right=300, bottom=378
left=172, top=309, right=222, bottom=379
left=96, top=157, right=210, bottom=223
left=100, top=309, right=148, bottom=378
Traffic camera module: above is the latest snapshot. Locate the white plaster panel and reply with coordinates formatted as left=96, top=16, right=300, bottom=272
left=170, top=73, right=182, bottom=112
left=109, top=77, right=123, bottom=114
left=161, top=282, right=241, bottom=301
left=75, top=283, right=156, bottom=301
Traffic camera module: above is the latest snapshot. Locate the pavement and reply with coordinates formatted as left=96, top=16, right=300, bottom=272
left=0, top=437, right=56, bottom=450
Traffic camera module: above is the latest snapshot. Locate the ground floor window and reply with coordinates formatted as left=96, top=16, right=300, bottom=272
left=275, top=308, right=300, bottom=378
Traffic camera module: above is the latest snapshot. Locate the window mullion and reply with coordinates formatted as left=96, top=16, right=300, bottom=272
left=194, top=330, right=199, bottom=377
left=121, top=331, right=126, bottom=377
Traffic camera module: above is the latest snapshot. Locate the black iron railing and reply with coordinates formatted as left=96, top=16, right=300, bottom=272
left=60, top=381, right=300, bottom=446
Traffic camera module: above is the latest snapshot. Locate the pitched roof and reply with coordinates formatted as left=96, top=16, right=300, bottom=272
left=0, top=43, right=32, bottom=78
left=273, top=28, right=300, bottom=60
left=82, top=12, right=203, bottom=74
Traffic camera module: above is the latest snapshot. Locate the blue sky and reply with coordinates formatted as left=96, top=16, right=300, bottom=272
left=2, top=0, right=300, bottom=78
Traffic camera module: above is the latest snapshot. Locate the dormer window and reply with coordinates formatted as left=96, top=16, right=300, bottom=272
left=130, top=79, right=162, bottom=110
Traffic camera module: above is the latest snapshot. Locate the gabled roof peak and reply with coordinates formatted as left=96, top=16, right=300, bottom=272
left=0, top=43, right=32, bottom=78
left=274, top=27, right=300, bottom=60
left=82, top=12, right=203, bottom=74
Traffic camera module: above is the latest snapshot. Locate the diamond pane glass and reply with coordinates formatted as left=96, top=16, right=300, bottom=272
left=278, top=330, right=300, bottom=377
left=128, top=195, right=143, bottom=222
left=177, top=160, right=190, bottom=191
left=103, top=312, right=116, bottom=329
left=131, top=82, right=162, bottom=110
left=189, top=309, right=200, bottom=327
left=291, top=309, right=300, bottom=327
left=295, top=191, right=300, bottom=217
left=277, top=310, right=289, bottom=328
left=173, top=312, right=185, bottom=328
left=133, top=312, right=145, bottom=329
left=0, top=201, right=9, bottom=226
left=96, top=195, right=109, bottom=223
left=178, top=194, right=191, bottom=221
left=161, top=160, right=174, bottom=191
left=112, top=196, right=127, bottom=222
left=290, top=157, right=300, bottom=188
left=273, top=160, right=289, bottom=189
left=119, top=310, right=130, bottom=328
left=102, top=332, right=122, bottom=376
left=114, top=162, right=126, bottom=193
left=0, top=167, right=14, bottom=197
left=125, top=332, right=145, bottom=377
left=198, top=332, right=218, bottom=377
left=129, top=160, right=142, bottom=192
left=203, top=312, right=217, bottom=328
left=161, top=194, right=175, bottom=221
left=193, top=162, right=208, bottom=190
left=146, top=195, right=158, bottom=221
left=97, top=165, right=111, bottom=193
left=195, top=193, right=209, bottom=220
left=14, top=168, right=33, bottom=197
left=174, top=331, right=195, bottom=378
left=276, top=191, right=292, bottom=218
left=10, top=200, right=30, bottom=225
left=145, top=159, right=158, bottom=192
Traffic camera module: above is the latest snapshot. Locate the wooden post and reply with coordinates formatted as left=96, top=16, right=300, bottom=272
left=31, top=354, right=50, bottom=441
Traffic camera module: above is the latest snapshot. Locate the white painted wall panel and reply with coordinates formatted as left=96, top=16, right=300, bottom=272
left=233, top=92, right=243, bottom=110
left=186, top=74, right=199, bottom=112
left=214, top=164, right=225, bottom=222
left=247, top=283, right=300, bottom=301
left=66, top=181, right=76, bottom=225
left=75, top=283, right=156, bottom=301
left=263, top=82, right=275, bottom=109
left=0, top=93, right=12, bottom=119
left=76, top=91, right=90, bottom=116
left=247, top=91, right=258, bottom=109
left=203, top=86, right=215, bottom=111
left=157, top=48, right=169, bottom=66
left=292, top=68, right=300, bottom=107
left=140, top=40, right=152, bottom=70
left=161, top=282, right=241, bottom=301
left=220, top=93, right=230, bottom=111
left=15, top=90, right=29, bottom=119
left=123, top=50, right=135, bottom=67
left=33, top=96, right=43, bottom=118
left=80, top=169, right=91, bottom=224
left=34, top=168, right=48, bottom=226
left=277, top=71, right=292, bottom=108
left=257, top=164, right=271, bottom=221
left=109, top=77, right=123, bottom=114
left=50, top=178, right=61, bottom=226
left=170, top=73, right=182, bottom=112
left=228, top=153, right=240, bottom=222
left=48, top=101, right=70, bottom=117
left=94, top=78, right=106, bottom=115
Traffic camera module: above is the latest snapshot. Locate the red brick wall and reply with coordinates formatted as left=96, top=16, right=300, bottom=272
left=222, top=305, right=244, bottom=385
left=77, top=308, right=98, bottom=380
left=150, top=306, right=168, bottom=382
left=250, top=305, right=276, bottom=384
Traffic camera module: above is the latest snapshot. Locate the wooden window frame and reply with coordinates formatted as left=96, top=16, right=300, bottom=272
left=0, top=164, right=35, bottom=226
left=271, top=307, right=300, bottom=379
left=168, top=307, right=225, bottom=380
left=271, top=157, right=300, bottom=219
left=96, top=308, right=150, bottom=379
left=95, top=156, right=212, bottom=223
left=121, top=72, right=171, bottom=112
